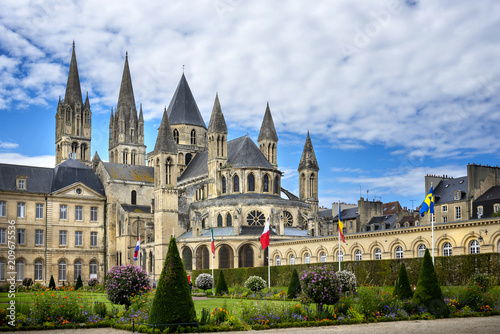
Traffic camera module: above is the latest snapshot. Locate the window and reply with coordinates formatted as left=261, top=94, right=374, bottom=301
left=16, top=260, right=24, bottom=281
left=247, top=174, right=255, bottom=192
left=0, top=201, right=5, bottom=217
left=455, top=206, right=461, bottom=220
left=274, top=176, right=279, bottom=194
left=355, top=249, right=362, bottom=261
left=60, top=205, right=67, bottom=220
left=0, top=259, right=5, bottom=281
left=276, top=255, right=281, bottom=266
left=374, top=248, right=382, bottom=260
left=349, top=221, right=353, bottom=229
left=17, top=229, right=25, bottom=244
left=59, top=261, right=67, bottom=281
left=173, top=129, right=179, bottom=143
left=36, top=203, right=43, bottom=219
left=495, top=204, right=500, bottom=213
left=17, top=202, right=25, bottom=218
left=290, top=254, right=295, bottom=265
left=454, top=191, right=461, bottom=200
left=89, top=261, right=98, bottom=279
left=395, top=246, right=403, bottom=259
left=34, top=260, right=43, bottom=281
left=217, top=214, right=223, bottom=227
left=222, top=176, right=226, bottom=194
left=443, top=242, right=452, bottom=256
left=477, top=206, right=483, bottom=218
left=131, top=191, right=137, bottom=205
left=91, top=232, right=98, bottom=247
left=75, top=206, right=82, bottom=221
left=263, top=174, right=269, bottom=192
left=417, top=244, right=426, bottom=257
left=226, top=213, right=232, bottom=227
left=470, top=240, right=480, bottom=254
left=91, top=207, right=98, bottom=222
left=443, top=216, right=448, bottom=223
left=18, top=179, right=25, bottom=190
left=442, top=205, right=448, bottom=213
left=59, top=231, right=67, bottom=246
left=338, top=250, right=343, bottom=262
left=283, top=211, right=293, bottom=227
left=74, top=261, right=82, bottom=281
left=304, top=253, right=310, bottom=264
left=75, top=231, right=82, bottom=246
left=233, top=175, right=240, bottom=192
left=35, top=230, right=43, bottom=245
left=320, top=252, right=326, bottom=263
left=0, top=228, right=5, bottom=244
left=246, top=210, right=266, bottom=226
left=191, top=129, right=196, bottom=145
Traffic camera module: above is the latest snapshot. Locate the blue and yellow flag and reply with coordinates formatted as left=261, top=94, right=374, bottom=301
left=419, top=186, right=434, bottom=217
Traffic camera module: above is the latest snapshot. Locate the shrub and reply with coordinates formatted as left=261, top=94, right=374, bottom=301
left=48, top=275, right=56, bottom=290
left=457, top=284, right=485, bottom=311
left=195, top=274, right=213, bottom=292
left=287, top=268, right=301, bottom=299
left=215, top=271, right=229, bottom=295
left=337, top=270, right=357, bottom=294
left=394, top=263, right=413, bottom=299
left=300, top=266, right=341, bottom=313
left=149, top=237, right=196, bottom=326
left=245, top=276, right=266, bottom=292
left=412, top=249, right=445, bottom=315
left=22, top=277, right=33, bottom=287
left=468, top=273, right=491, bottom=292
left=94, top=301, right=107, bottom=318
left=105, top=265, right=151, bottom=309
left=75, top=274, right=83, bottom=290
left=88, top=277, right=99, bottom=287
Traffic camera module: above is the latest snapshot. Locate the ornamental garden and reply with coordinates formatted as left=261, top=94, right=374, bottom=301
left=1, top=239, right=499, bottom=332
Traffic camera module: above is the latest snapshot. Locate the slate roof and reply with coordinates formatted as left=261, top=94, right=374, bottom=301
left=153, top=108, right=178, bottom=154
left=257, top=103, right=278, bottom=142
left=121, top=204, right=151, bottom=213
left=433, top=176, right=468, bottom=204
left=333, top=207, right=359, bottom=220
left=101, top=162, right=154, bottom=183
left=240, top=226, right=277, bottom=236
left=318, top=209, right=332, bottom=218
left=207, top=94, right=227, bottom=133
left=63, top=42, right=83, bottom=109
left=298, top=132, right=319, bottom=171
left=178, top=227, right=235, bottom=239
left=178, top=151, right=208, bottom=182
left=116, top=54, right=137, bottom=123
left=475, top=185, right=500, bottom=203
left=166, top=74, right=206, bottom=129
left=283, top=227, right=309, bottom=237
left=367, top=214, right=398, bottom=229
left=52, top=159, right=105, bottom=195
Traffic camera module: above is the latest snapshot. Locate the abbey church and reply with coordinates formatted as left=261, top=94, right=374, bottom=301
left=0, top=44, right=499, bottom=285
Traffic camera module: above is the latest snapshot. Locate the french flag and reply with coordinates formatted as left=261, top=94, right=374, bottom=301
left=133, top=236, right=140, bottom=261
left=260, top=217, right=270, bottom=249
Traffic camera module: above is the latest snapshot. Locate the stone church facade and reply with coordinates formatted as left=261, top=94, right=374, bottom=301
left=1, top=44, right=500, bottom=285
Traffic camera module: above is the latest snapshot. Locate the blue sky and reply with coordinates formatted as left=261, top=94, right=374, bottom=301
left=1, top=0, right=499, bottom=210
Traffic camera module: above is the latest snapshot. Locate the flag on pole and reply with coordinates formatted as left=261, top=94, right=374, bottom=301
left=211, top=226, right=215, bottom=254
left=419, top=186, right=434, bottom=217
left=338, top=204, right=346, bottom=243
left=133, top=236, right=140, bottom=261
left=260, top=217, right=270, bottom=249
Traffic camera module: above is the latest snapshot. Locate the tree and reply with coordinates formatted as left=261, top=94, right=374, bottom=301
left=149, top=237, right=196, bottom=326
left=287, top=268, right=301, bottom=299
left=245, top=276, right=266, bottom=292
left=195, top=274, right=213, bottom=293
left=75, top=274, right=83, bottom=290
left=105, top=265, right=150, bottom=309
left=412, top=249, right=445, bottom=315
left=301, top=266, right=341, bottom=313
left=393, top=263, right=413, bottom=299
left=48, top=275, right=56, bottom=290
left=215, top=271, right=229, bottom=295
left=337, top=270, right=357, bottom=296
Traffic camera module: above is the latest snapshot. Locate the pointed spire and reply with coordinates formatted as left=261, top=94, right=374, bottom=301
left=64, top=42, right=83, bottom=108
left=109, top=108, right=114, bottom=126
left=84, top=92, right=90, bottom=108
left=92, top=151, right=101, bottom=163
left=166, top=73, right=206, bottom=128
left=116, top=52, right=137, bottom=122
left=139, top=104, right=144, bottom=122
left=298, top=132, right=319, bottom=171
left=154, top=107, right=178, bottom=154
left=258, top=102, right=278, bottom=142
left=208, top=93, right=227, bottom=133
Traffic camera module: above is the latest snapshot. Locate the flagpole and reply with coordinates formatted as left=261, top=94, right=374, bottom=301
left=338, top=200, right=341, bottom=272
left=431, top=182, right=434, bottom=265
left=211, top=222, right=215, bottom=296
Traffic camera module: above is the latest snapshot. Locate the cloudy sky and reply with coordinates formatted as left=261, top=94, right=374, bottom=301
left=1, top=0, right=499, bottom=210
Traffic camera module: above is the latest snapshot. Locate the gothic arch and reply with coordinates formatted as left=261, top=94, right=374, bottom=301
left=218, top=244, right=234, bottom=269
left=195, top=244, right=210, bottom=270
left=238, top=243, right=255, bottom=268
left=181, top=246, right=193, bottom=271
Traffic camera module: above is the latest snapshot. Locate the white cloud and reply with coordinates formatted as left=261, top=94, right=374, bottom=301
left=0, top=153, right=54, bottom=167
left=0, top=141, right=19, bottom=149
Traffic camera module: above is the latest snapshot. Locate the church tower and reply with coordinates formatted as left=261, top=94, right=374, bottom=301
left=108, top=53, right=146, bottom=165
left=258, top=102, right=278, bottom=168
left=55, top=42, right=91, bottom=165
left=298, top=132, right=319, bottom=214
left=207, top=94, right=227, bottom=199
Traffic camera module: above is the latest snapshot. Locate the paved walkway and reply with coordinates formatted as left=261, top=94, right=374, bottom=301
left=3, top=316, right=500, bottom=334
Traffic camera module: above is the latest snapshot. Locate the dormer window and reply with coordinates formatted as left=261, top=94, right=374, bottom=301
left=16, top=176, right=27, bottom=190
left=494, top=204, right=500, bottom=213
left=454, top=191, right=461, bottom=200
left=477, top=206, right=483, bottom=218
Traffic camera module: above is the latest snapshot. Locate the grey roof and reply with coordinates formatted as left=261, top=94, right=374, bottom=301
left=0, top=164, right=53, bottom=193
left=153, top=108, right=178, bottom=154
left=475, top=185, right=500, bottom=203
left=257, top=103, right=278, bottom=142
left=121, top=204, right=151, bottom=213
left=178, top=151, right=208, bottom=182
left=433, top=176, right=467, bottom=204
left=283, top=227, right=308, bottom=237
left=367, top=214, right=398, bottom=229
left=207, top=94, right=227, bottom=133
left=116, top=54, right=137, bottom=123
left=298, top=132, right=319, bottom=171
left=166, top=74, right=206, bottom=129
left=178, top=227, right=234, bottom=239
left=52, top=159, right=105, bottom=195
left=318, top=209, right=332, bottom=218
left=101, top=162, right=154, bottom=183
left=333, top=207, right=359, bottom=220
left=240, top=226, right=277, bottom=236
left=63, top=42, right=83, bottom=108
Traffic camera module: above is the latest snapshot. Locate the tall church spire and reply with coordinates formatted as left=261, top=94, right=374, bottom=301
left=116, top=52, right=137, bottom=122
left=208, top=93, right=227, bottom=134
left=154, top=108, right=178, bottom=154
left=298, top=131, right=319, bottom=215
left=64, top=41, right=83, bottom=108
left=298, top=131, right=319, bottom=171
left=258, top=102, right=278, bottom=167
left=167, top=73, right=206, bottom=129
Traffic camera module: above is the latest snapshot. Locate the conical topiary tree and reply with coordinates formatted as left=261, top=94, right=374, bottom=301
left=215, top=271, right=229, bottom=295
left=49, top=275, right=56, bottom=290
left=75, top=274, right=83, bottom=290
left=412, top=248, right=445, bottom=315
left=287, top=268, right=301, bottom=299
left=393, top=263, right=413, bottom=299
left=149, top=237, right=196, bottom=326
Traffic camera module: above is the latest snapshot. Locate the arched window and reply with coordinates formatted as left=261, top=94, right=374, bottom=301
left=191, top=129, right=196, bottom=145
left=80, top=143, right=87, bottom=161
left=276, top=255, right=281, bottom=266
left=34, top=260, right=43, bottom=281
left=263, top=174, right=269, bottom=192
left=247, top=173, right=255, bottom=192
left=283, top=211, right=293, bottom=227
left=274, top=176, right=279, bottom=194
left=89, top=261, right=98, bottom=279
left=166, top=157, right=173, bottom=184
left=320, top=252, right=326, bottom=263
left=290, top=254, right=295, bottom=265
left=233, top=175, right=240, bottom=192
left=202, top=218, right=206, bottom=229
left=355, top=249, right=362, bottom=261
left=443, top=242, right=452, bottom=256
left=338, top=250, right=343, bottom=262
left=246, top=210, right=265, bottom=226
left=217, top=214, right=223, bottom=227
left=470, top=240, right=480, bottom=254
left=16, top=260, right=24, bottom=281
left=173, top=129, right=179, bottom=144
left=417, top=244, right=426, bottom=257
left=182, top=248, right=192, bottom=271
left=59, top=260, right=67, bottom=281
left=309, top=173, right=316, bottom=197
left=304, top=253, right=310, bottom=264
left=131, top=190, right=137, bottom=205
left=222, top=176, right=226, bottom=194
left=149, top=251, right=154, bottom=273
left=0, top=259, right=5, bottom=281
left=395, top=246, right=403, bottom=259
left=226, top=213, right=232, bottom=227
left=74, top=261, right=82, bottom=282
left=185, top=153, right=192, bottom=165
left=374, top=248, right=382, bottom=260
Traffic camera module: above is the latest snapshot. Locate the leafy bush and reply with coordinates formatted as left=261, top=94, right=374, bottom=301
left=245, top=276, right=266, bottom=292
left=105, top=265, right=151, bottom=309
left=93, top=301, right=107, bottom=318
left=88, top=278, right=99, bottom=287
left=30, top=291, right=90, bottom=324
left=301, top=266, right=342, bottom=312
left=215, top=271, right=229, bottom=295
left=195, top=273, right=214, bottom=292
left=48, top=275, right=56, bottom=290
left=468, top=273, right=491, bottom=292
left=22, top=277, right=33, bottom=287
left=394, top=263, right=413, bottom=299
left=75, top=274, right=83, bottom=290
left=412, top=249, right=445, bottom=315
left=337, top=270, right=357, bottom=294
left=457, top=284, right=485, bottom=311
left=287, top=268, right=301, bottom=299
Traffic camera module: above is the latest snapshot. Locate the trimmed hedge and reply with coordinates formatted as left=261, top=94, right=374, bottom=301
left=192, top=253, right=500, bottom=287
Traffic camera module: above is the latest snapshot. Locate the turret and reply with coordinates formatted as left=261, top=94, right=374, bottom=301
left=298, top=132, right=319, bottom=213
left=207, top=94, right=228, bottom=198
left=258, top=102, right=278, bottom=168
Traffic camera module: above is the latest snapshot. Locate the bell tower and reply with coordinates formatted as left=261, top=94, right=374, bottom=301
left=207, top=94, right=228, bottom=199
left=298, top=132, right=319, bottom=214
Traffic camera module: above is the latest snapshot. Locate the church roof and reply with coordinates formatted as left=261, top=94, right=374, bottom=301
left=298, top=132, right=319, bottom=171
left=153, top=108, right=178, bottom=154
left=52, top=159, right=105, bottom=195
left=116, top=53, right=137, bottom=123
left=433, top=176, right=467, bottom=204
left=207, top=94, right=227, bottom=133
left=101, top=162, right=154, bottom=183
left=258, top=103, right=278, bottom=142
left=64, top=42, right=83, bottom=108
left=177, top=150, right=208, bottom=182
left=166, top=74, right=206, bottom=129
